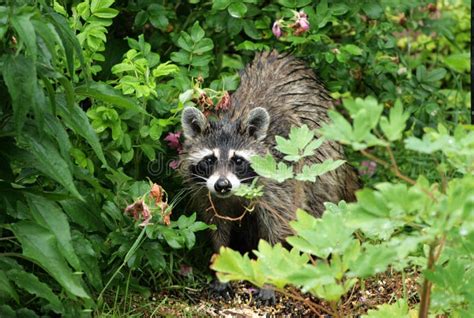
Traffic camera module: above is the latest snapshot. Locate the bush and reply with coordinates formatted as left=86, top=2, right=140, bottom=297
left=0, top=0, right=470, bottom=316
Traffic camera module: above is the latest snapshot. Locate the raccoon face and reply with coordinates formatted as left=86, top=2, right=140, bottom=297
left=181, top=107, right=270, bottom=198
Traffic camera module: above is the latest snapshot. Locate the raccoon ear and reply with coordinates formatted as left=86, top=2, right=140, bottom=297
left=181, top=107, right=207, bottom=139
left=246, top=107, right=270, bottom=141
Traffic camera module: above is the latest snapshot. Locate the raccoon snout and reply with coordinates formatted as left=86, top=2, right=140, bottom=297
left=214, top=177, right=232, bottom=193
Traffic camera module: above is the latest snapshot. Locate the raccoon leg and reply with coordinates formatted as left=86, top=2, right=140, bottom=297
left=208, top=220, right=234, bottom=297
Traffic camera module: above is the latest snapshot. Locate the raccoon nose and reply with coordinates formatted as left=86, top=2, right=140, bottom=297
left=214, top=177, right=232, bottom=193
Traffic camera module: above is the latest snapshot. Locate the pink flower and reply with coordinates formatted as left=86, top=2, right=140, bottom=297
left=272, top=21, right=282, bottom=38
left=169, top=159, right=180, bottom=170
left=164, top=131, right=183, bottom=153
left=359, top=160, right=377, bottom=177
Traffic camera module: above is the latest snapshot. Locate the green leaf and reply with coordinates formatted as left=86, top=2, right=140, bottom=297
left=425, top=68, right=447, bottom=82
left=343, top=44, right=363, bottom=55
left=288, top=209, right=355, bottom=258
left=72, top=231, right=103, bottom=290
left=10, top=221, right=90, bottom=299
left=11, top=11, right=37, bottom=60
left=349, top=244, right=397, bottom=278
left=362, top=299, right=410, bottom=318
left=190, top=22, right=205, bottom=42
left=212, top=0, right=231, bottom=10
left=211, top=247, right=265, bottom=287
left=8, top=269, right=64, bottom=314
left=19, top=130, right=82, bottom=199
left=361, top=1, right=383, bottom=19
left=443, top=52, right=470, bottom=73
left=228, top=2, right=247, bottom=18
left=75, top=81, right=146, bottom=114
left=379, top=100, right=410, bottom=141
left=319, top=111, right=353, bottom=144
left=2, top=55, right=36, bottom=134
left=192, top=38, right=214, bottom=54
left=0, top=270, right=19, bottom=303
left=26, top=194, right=81, bottom=271
left=250, top=154, right=294, bottom=183
left=152, top=62, right=179, bottom=78
left=295, top=160, right=345, bottom=182
left=57, top=99, right=107, bottom=166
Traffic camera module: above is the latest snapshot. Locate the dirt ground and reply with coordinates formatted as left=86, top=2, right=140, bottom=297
left=139, top=270, right=419, bottom=317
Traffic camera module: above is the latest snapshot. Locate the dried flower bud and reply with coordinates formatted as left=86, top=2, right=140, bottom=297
left=216, top=91, right=231, bottom=111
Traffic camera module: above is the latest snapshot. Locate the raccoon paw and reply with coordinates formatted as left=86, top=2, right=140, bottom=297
left=209, top=280, right=234, bottom=299
left=253, top=286, right=276, bottom=306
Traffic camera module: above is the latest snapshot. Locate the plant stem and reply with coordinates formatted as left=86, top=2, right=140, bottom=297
left=360, top=148, right=437, bottom=201
left=418, top=235, right=446, bottom=318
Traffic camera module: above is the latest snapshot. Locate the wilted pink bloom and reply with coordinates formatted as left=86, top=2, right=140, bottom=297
left=124, top=199, right=153, bottom=226
left=216, top=91, right=231, bottom=111
left=139, top=203, right=152, bottom=227
left=359, top=160, right=377, bottom=177
left=164, top=131, right=182, bottom=149
left=293, top=11, right=310, bottom=35
left=272, top=21, right=282, bottom=38
left=169, top=159, right=180, bottom=170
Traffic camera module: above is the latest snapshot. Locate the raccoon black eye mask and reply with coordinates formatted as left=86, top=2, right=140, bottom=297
left=181, top=106, right=268, bottom=198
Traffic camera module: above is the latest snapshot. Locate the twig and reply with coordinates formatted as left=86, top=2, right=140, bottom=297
left=206, top=192, right=253, bottom=222
left=360, top=148, right=438, bottom=202
left=276, top=288, right=334, bottom=316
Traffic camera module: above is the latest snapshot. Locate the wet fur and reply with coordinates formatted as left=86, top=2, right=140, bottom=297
left=180, top=50, right=360, bottom=252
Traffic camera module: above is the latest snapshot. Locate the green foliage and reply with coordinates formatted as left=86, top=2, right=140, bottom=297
left=213, top=97, right=474, bottom=316
left=250, top=125, right=345, bottom=183
left=0, top=0, right=470, bottom=316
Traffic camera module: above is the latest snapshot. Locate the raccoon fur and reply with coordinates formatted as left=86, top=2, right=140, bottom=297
left=179, top=50, right=359, bottom=254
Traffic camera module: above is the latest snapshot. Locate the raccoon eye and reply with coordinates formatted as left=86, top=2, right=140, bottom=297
left=232, top=156, right=245, bottom=166
left=206, top=156, right=216, bottom=164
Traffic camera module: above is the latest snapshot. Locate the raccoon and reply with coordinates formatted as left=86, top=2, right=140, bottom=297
left=179, top=50, right=359, bottom=255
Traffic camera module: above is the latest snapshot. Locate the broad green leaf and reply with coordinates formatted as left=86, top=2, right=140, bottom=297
left=75, top=81, right=145, bottom=114
left=190, top=21, right=205, bottom=42
left=152, top=62, right=179, bottom=78
left=0, top=270, right=19, bottom=303
left=57, top=99, right=107, bottom=166
left=425, top=68, right=447, bottom=82
left=212, top=0, right=231, bottom=10
left=275, top=136, right=300, bottom=160
left=362, top=299, right=410, bottom=318
left=10, top=221, right=90, bottom=299
left=288, top=209, right=355, bottom=258
left=8, top=269, right=64, bottom=314
left=228, top=2, right=247, bottom=18
left=295, top=160, right=345, bottom=182
left=192, top=38, right=214, bottom=54
left=48, top=12, right=85, bottom=77
left=343, top=44, right=363, bottom=55
left=379, top=100, right=409, bottom=141
left=11, top=10, right=37, bottom=60
left=72, top=231, right=103, bottom=290
left=19, top=130, right=82, bottom=199
left=26, top=194, right=81, bottom=271
left=319, top=111, right=353, bottom=144
left=2, top=55, right=36, bottom=134
left=443, top=52, right=470, bottom=73
left=349, top=243, right=397, bottom=278
left=250, top=154, right=293, bottom=183
left=211, top=247, right=265, bottom=287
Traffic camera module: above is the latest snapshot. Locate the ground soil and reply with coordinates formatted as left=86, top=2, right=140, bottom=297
left=130, top=269, right=419, bottom=317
